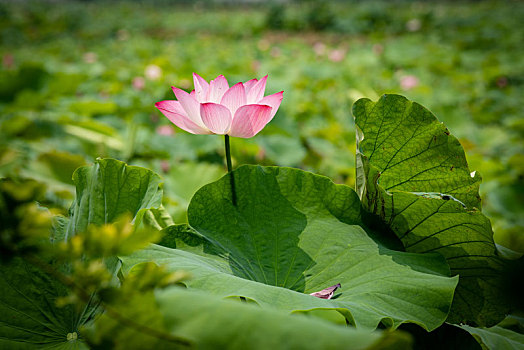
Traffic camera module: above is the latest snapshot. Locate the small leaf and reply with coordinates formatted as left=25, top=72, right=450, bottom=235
left=66, top=158, right=163, bottom=239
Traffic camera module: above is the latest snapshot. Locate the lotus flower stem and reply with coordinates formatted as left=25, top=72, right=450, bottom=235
left=224, top=135, right=237, bottom=206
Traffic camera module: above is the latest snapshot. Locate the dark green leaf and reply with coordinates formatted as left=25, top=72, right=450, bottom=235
left=353, top=94, right=508, bottom=326
left=459, top=325, right=524, bottom=350
left=0, top=158, right=164, bottom=348
left=0, top=258, right=91, bottom=350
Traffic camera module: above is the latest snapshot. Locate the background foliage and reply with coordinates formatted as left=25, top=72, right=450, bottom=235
left=1, top=0, right=523, bottom=349
left=1, top=0, right=523, bottom=251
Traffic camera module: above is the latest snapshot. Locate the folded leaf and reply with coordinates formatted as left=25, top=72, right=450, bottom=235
left=353, top=94, right=509, bottom=326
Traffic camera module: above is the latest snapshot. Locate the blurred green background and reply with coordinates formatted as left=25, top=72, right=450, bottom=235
left=1, top=0, right=523, bottom=251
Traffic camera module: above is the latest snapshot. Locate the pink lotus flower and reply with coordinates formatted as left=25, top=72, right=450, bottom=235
left=155, top=73, right=283, bottom=138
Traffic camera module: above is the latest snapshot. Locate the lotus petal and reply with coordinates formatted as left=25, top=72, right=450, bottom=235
left=229, top=104, right=272, bottom=138
left=206, top=75, right=229, bottom=103
left=221, top=82, right=247, bottom=116
left=156, top=101, right=210, bottom=134
left=258, top=91, right=284, bottom=119
left=200, top=102, right=233, bottom=135
left=247, top=75, right=267, bottom=104
left=172, top=87, right=206, bottom=128
left=243, top=78, right=258, bottom=94
left=193, top=73, right=209, bottom=102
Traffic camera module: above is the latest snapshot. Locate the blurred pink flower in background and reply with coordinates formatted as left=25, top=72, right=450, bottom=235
left=156, top=125, right=174, bottom=136
left=145, top=64, right=162, bottom=80
left=2, top=54, right=14, bottom=69
left=406, top=18, right=422, bottom=32
left=328, top=49, right=346, bottom=62
left=313, top=42, right=326, bottom=56
left=372, top=44, right=384, bottom=56
left=132, top=77, right=145, bottom=90
left=160, top=160, right=170, bottom=173
left=155, top=73, right=283, bottom=138
left=400, top=75, right=419, bottom=90
left=83, top=52, right=97, bottom=64
left=251, top=60, right=261, bottom=72
left=496, top=76, right=508, bottom=88
left=257, top=39, right=270, bottom=51
left=270, top=47, right=281, bottom=58
left=256, top=148, right=266, bottom=161
left=117, top=29, right=129, bottom=41
left=178, top=78, right=191, bottom=90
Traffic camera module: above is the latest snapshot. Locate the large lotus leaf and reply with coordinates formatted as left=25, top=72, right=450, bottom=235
left=353, top=94, right=508, bottom=326
left=154, top=287, right=412, bottom=350
left=0, top=159, right=164, bottom=349
left=459, top=325, right=524, bottom=350
left=85, top=273, right=411, bottom=350
left=122, top=165, right=458, bottom=331
left=65, top=158, right=163, bottom=239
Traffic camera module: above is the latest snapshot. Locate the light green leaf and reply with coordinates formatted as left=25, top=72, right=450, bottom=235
left=257, top=134, right=307, bottom=166
left=122, top=165, right=458, bottom=331
left=459, top=325, right=524, bottom=350
left=155, top=287, right=413, bottom=350
left=19, top=150, right=87, bottom=196
left=33, top=151, right=88, bottom=186
left=353, top=94, right=508, bottom=326
left=162, top=162, right=224, bottom=223
left=143, top=205, right=175, bottom=231
left=66, top=158, right=163, bottom=239
left=84, top=283, right=412, bottom=350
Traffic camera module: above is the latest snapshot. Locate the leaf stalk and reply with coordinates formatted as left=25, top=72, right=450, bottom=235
left=224, top=135, right=237, bottom=206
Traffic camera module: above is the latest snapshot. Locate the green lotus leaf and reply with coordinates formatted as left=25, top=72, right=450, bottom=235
left=0, top=258, right=91, bottom=350
left=85, top=264, right=412, bottom=350
left=155, top=287, right=413, bottom=350
left=122, top=165, right=458, bottom=331
left=459, top=324, right=524, bottom=350
left=0, top=158, right=164, bottom=349
left=353, top=94, right=508, bottom=326
left=66, top=158, right=163, bottom=239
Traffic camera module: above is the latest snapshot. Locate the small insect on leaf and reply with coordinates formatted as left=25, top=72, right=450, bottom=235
left=309, top=283, right=341, bottom=299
